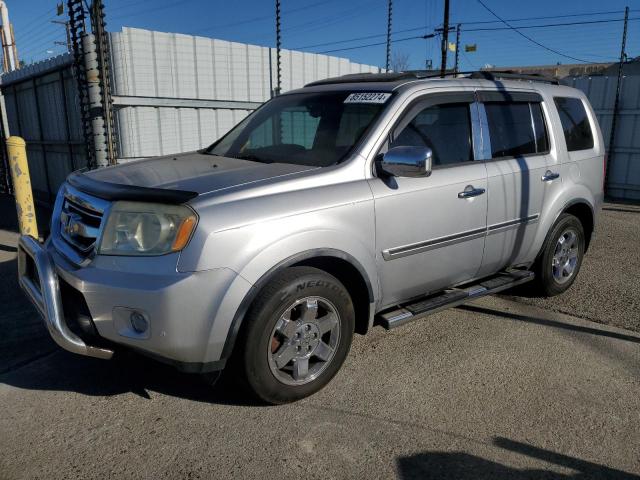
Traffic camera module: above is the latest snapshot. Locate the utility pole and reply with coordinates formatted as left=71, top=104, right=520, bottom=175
left=385, top=0, right=392, bottom=71
left=453, top=24, right=461, bottom=74
left=52, top=20, right=71, bottom=52
left=606, top=6, right=629, bottom=190
left=439, top=0, right=450, bottom=77
left=9, top=23, right=17, bottom=68
left=0, top=1, right=16, bottom=72
left=275, top=0, right=281, bottom=96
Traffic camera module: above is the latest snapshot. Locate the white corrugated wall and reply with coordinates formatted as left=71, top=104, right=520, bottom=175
left=565, top=75, right=640, bottom=201
left=110, top=27, right=381, bottom=160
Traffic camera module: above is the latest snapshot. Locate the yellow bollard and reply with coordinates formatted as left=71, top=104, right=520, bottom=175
left=7, top=136, right=38, bottom=239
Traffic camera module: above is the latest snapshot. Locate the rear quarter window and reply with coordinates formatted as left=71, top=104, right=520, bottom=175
left=554, top=97, right=594, bottom=151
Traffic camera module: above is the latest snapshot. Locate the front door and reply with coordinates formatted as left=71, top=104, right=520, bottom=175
left=369, top=94, right=488, bottom=308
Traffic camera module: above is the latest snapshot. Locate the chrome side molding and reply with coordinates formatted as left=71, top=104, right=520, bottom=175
left=383, top=214, right=540, bottom=260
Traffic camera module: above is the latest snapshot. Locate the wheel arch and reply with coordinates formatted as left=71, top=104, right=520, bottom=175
left=562, top=200, right=595, bottom=251
left=219, top=248, right=376, bottom=361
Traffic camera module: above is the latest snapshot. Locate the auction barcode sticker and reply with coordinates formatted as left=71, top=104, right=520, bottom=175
left=344, top=92, right=391, bottom=104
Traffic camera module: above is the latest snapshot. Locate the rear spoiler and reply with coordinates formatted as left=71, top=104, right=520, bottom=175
left=67, top=172, right=198, bottom=204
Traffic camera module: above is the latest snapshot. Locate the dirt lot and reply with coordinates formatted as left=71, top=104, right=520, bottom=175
left=510, top=202, right=640, bottom=333
left=0, top=197, right=639, bottom=479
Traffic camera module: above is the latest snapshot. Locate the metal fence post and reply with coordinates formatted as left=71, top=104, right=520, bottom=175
left=605, top=6, right=629, bottom=192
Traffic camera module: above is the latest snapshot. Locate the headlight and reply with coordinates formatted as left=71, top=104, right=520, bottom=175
left=99, top=201, right=197, bottom=256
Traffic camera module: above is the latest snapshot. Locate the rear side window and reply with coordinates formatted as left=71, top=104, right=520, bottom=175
left=485, top=102, right=549, bottom=158
left=554, top=97, right=594, bottom=151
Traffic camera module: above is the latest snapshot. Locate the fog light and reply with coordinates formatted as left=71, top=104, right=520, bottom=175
left=130, top=311, right=148, bottom=333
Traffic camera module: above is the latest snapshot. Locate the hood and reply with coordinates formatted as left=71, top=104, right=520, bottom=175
left=83, top=151, right=318, bottom=195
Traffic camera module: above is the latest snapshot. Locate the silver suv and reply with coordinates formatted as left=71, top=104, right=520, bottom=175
left=18, top=72, right=604, bottom=404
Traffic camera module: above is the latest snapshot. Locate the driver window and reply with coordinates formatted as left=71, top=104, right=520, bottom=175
left=390, top=103, right=473, bottom=166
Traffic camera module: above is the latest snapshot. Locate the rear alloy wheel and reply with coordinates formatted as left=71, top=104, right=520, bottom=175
left=534, top=213, right=585, bottom=296
left=236, top=266, right=354, bottom=404
left=551, top=228, right=580, bottom=285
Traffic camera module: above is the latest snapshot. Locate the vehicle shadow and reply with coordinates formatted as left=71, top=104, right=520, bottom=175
left=0, top=254, right=263, bottom=407
left=0, top=342, right=263, bottom=406
left=458, top=303, right=640, bottom=345
left=396, top=436, right=639, bottom=479
left=602, top=206, right=640, bottom=214
left=0, top=202, right=264, bottom=407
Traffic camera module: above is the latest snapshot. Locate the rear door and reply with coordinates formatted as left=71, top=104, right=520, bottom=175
left=475, top=90, right=556, bottom=277
left=369, top=92, right=488, bottom=307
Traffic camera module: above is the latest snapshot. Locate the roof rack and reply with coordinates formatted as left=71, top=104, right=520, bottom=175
left=469, top=70, right=560, bottom=85
left=303, top=70, right=559, bottom=88
left=304, top=72, right=423, bottom=87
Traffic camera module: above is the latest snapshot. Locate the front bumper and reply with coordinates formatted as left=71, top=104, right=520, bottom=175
left=17, top=235, right=251, bottom=370
left=17, top=235, right=114, bottom=360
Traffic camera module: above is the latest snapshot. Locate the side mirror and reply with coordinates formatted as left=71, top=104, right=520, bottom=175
left=379, top=146, right=433, bottom=178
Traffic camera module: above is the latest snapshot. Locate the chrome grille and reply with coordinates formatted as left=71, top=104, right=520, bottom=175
left=58, top=189, right=106, bottom=256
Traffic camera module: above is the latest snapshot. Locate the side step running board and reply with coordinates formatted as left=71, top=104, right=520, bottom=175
left=377, top=270, right=534, bottom=330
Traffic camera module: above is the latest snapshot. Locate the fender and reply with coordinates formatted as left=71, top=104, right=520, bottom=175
left=532, top=186, right=595, bottom=262
left=212, top=247, right=377, bottom=363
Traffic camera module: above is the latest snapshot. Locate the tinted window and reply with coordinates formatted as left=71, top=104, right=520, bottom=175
left=391, top=103, right=473, bottom=166
left=530, top=103, right=549, bottom=153
left=336, top=105, right=381, bottom=147
left=485, top=102, right=537, bottom=158
left=554, top=97, right=594, bottom=151
left=209, top=92, right=389, bottom=167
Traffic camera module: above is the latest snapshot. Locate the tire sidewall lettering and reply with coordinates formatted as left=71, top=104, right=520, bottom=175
left=279, top=278, right=349, bottom=302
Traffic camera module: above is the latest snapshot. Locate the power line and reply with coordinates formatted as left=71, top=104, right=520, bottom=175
left=464, top=17, right=637, bottom=32
left=242, top=0, right=384, bottom=46
left=190, top=0, right=338, bottom=35
left=294, top=9, right=632, bottom=50
left=319, top=34, right=429, bottom=54
left=475, top=0, right=590, bottom=63
left=110, top=0, right=198, bottom=21
left=315, top=16, right=636, bottom=58
left=452, top=9, right=636, bottom=26
left=15, top=6, right=56, bottom=32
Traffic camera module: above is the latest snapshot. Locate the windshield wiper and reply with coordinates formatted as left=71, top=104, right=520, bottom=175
left=233, top=153, right=273, bottom=163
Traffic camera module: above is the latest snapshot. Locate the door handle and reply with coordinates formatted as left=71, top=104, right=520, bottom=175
left=542, top=171, right=560, bottom=182
left=458, top=186, right=486, bottom=199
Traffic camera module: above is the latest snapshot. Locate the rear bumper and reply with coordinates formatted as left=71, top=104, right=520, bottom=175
left=17, top=235, right=114, bottom=360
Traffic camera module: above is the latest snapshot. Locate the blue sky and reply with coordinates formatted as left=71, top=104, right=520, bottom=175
left=10, top=0, right=640, bottom=69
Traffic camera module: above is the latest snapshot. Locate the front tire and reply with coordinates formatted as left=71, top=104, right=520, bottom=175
left=235, top=266, right=354, bottom=404
left=533, top=213, right=585, bottom=296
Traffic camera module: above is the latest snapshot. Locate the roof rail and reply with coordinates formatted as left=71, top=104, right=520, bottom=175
left=303, top=70, right=560, bottom=88
left=469, top=70, right=559, bottom=85
left=305, top=72, right=423, bottom=87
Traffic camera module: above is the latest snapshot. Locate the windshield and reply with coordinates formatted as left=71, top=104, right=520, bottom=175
left=206, top=91, right=391, bottom=167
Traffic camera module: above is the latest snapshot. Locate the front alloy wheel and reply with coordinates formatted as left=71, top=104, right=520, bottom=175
left=268, top=296, right=341, bottom=386
left=235, top=266, right=355, bottom=404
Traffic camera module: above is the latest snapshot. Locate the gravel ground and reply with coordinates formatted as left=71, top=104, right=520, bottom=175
left=509, top=202, right=640, bottom=332
left=0, top=196, right=639, bottom=479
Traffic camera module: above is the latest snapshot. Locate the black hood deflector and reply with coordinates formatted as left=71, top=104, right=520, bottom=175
left=67, top=172, right=198, bottom=204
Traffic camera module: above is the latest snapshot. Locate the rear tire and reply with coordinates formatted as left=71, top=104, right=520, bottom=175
left=533, top=213, right=585, bottom=297
left=234, top=266, right=354, bottom=404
